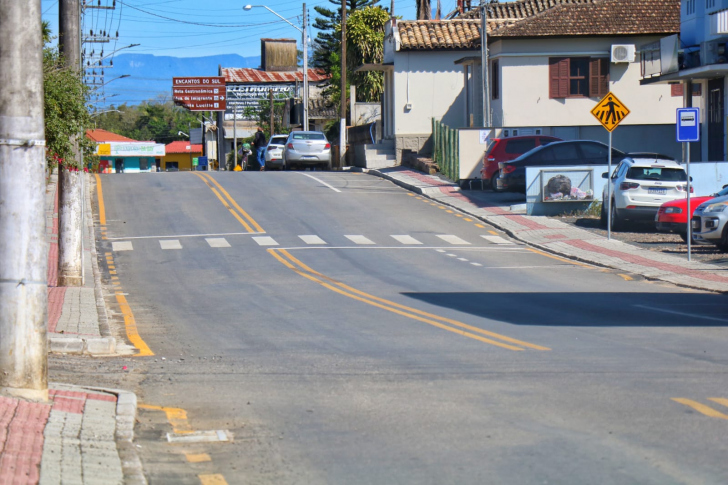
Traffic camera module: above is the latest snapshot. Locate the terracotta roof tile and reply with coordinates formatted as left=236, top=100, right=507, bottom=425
left=459, top=0, right=597, bottom=20
left=165, top=141, right=202, bottom=154
left=85, top=129, right=136, bottom=142
left=221, top=68, right=330, bottom=84
left=398, top=20, right=482, bottom=50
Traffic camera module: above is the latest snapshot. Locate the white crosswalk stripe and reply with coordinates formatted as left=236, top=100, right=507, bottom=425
left=112, top=241, right=133, bottom=252
left=206, top=238, right=231, bottom=248
left=252, top=236, right=279, bottom=246
left=437, top=234, right=471, bottom=245
left=159, top=239, right=182, bottom=250
left=391, top=235, right=423, bottom=245
left=345, top=235, right=375, bottom=245
left=299, top=235, right=327, bottom=245
left=481, top=235, right=512, bottom=245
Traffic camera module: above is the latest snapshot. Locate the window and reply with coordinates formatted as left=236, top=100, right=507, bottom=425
left=707, top=0, right=716, bottom=8
left=504, top=138, right=536, bottom=154
left=579, top=142, right=608, bottom=160
left=671, top=83, right=702, bottom=96
left=292, top=133, right=325, bottom=140
left=549, top=57, right=609, bottom=98
left=491, top=59, right=500, bottom=100
left=626, top=167, right=687, bottom=181
left=686, top=0, right=695, bottom=14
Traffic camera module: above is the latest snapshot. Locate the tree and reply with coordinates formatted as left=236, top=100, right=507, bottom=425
left=344, top=6, right=389, bottom=102
left=417, top=0, right=432, bottom=20
left=242, top=92, right=291, bottom=140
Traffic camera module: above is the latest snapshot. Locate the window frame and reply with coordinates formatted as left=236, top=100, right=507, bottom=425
left=549, top=57, right=610, bottom=99
left=491, top=59, right=500, bottom=100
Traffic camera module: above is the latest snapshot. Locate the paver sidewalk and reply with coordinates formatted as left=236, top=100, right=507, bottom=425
left=369, top=166, right=728, bottom=293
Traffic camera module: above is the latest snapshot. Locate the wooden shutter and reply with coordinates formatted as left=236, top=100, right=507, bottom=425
left=671, top=84, right=684, bottom=96
left=589, top=58, right=610, bottom=97
left=549, top=58, right=569, bottom=98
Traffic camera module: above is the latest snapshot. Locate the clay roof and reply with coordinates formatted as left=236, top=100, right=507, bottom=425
left=490, top=0, right=679, bottom=37
left=85, top=129, right=136, bottom=142
left=165, top=141, right=202, bottom=154
left=398, top=0, right=678, bottom=50
left=221, top=68, right=330, bottom=84
left=309, top=98, right=337, bottom=119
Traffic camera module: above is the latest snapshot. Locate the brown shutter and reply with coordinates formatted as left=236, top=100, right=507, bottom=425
left=671, top=83, right=684, bottom=97
left=599, top=58, right=609, bottom=96
left=549, top=58, right=560, bottom=98
left=589, top=58, right=610, bottom=97
left=550, top=58, right=569, bottom=98
left=558, top=58, right=569, bottom=98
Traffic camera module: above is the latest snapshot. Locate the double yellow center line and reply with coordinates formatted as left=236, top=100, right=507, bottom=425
left=194, top=172, right=263, bottom=233
left=269, top=248, right=550, bottom=352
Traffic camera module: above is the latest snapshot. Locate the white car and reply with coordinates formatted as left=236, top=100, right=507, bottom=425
left=692, top=194, right=728, bottom=251
left=264, top=134, right=288, bottom=170
left=601, top=154, right=690, bottom=230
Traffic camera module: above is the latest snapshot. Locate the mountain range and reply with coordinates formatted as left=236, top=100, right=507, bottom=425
left=93, top=53, right=261, bottom=107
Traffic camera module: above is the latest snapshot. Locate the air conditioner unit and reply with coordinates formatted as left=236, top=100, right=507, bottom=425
left=611, top=44, right=636, bottom=63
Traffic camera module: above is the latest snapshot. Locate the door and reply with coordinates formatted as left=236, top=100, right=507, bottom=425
left=708, top=78, right=724, bottom=161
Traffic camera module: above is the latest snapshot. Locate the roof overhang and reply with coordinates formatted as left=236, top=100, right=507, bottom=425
left=641, top=63, right=728, bottom=85
left=355, top=63, right=393, bottom=72
left=454, top=56, right=481, bottom=66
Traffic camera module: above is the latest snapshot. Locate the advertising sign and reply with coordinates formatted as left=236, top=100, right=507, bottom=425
left=95, top=142, right=165, bottom=157
left=225, top=83, right=295, bottom=120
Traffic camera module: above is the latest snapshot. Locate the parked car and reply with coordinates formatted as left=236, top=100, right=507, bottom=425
left=601, top=155, right=688, bottom=230
left=264, top=134, right=288, bottom=170
left=691, top=194, right=728, bottom=251
left=496, top=140, right=625, bottom=193
left=656, top=185, right=728, bottom=241
left=283, top=131, right=332, bottom=170
left=481, top=135, right=561, bottom=191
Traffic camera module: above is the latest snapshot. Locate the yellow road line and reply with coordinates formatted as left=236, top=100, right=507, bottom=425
left=199, top=474, right=228, bottom=485
left=138, top=404, right=193, bottom=433
left=197, top=173, right=264, bottom=233
left=94, top=174, right=106, bottom=226
left=271, top=249, right=550, bottom=351
left=475, top=224, right=485, bottom=228
left=186, top=453, right=211, bottom=463
left=463, top=218, right=473, bottom=222
left=116, top=292, right=154, bottom=356
left=488, top=230, right=498, bottom=235
left=617, top=274, right=633, bottom=281
left=526, top=248, right=594, bottom=269
left=672, top=398, right=728, bottom=419
left=708, top=398, right=728, bottom=408
left=193, top=173, right=254, bottom=232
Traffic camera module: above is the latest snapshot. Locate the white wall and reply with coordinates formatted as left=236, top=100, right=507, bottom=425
left=491, top=37, right=682, bottom=127
left=392, top=50, right=469, bottom=135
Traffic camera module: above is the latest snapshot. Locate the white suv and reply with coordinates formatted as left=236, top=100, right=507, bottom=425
left=601, top=155, right=690, bottom=230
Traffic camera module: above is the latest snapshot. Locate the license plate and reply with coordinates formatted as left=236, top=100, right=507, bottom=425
left=301, top=156, right=317, bottom=160
left=648, top=188, right=667, bottom=195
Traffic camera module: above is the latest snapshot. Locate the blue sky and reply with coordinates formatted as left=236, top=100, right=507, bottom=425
left=40, top=0, right=445, bottom=59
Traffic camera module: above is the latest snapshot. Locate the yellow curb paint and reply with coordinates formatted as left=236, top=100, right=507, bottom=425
left=475, top=224, right=485, bottom=228
left=438, top=206, right=445, bottom=209
left=455, top=214, right=463, bottom=218
left=109, top=271, right=117, bottom=275
left=463, top=218, right=472, bottom=222
left=672, top=398, right=728, bottom=419
left=186, top=453, right=212, bottom=463
left=94, top=174, right=106, bottom=226
left=488, top=230, right=498, bottom=235
left=199, top=474, right=228, bottom=485
left=111, top=276, right=119, bottom=280
left=617, top=274, right=633, bottom=281
left=526, top=248, right=594, bottom=269
left=105, top=252, right=112, bottom=256
left=407, top=193, right=414, bottom=196
left=115, top=293, right=154, bottom=356
left=138, top=404, right=192, bottom=433
left=446, top=210, right=453, bottom=213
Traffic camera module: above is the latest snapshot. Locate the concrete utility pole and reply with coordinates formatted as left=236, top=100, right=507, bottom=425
left=269, top=89, right=275, bottom=136
left=302, top=3, right=309, bottom=130
left=58, top=0, right=84, bottom=286
left=480, top=0, right=491, bottom=128
left=339, top=0, right=347, bottom=168
left=0, top=0, right=49, bottom=399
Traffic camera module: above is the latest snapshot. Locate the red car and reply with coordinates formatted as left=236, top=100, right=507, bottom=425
left=481, top=135, right=561, bottom=191
left=656, top=185, right=728, bottom=240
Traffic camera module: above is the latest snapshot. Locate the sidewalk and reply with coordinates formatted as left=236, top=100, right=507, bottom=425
left=368, top=166, right=728, bottom=293
left=0, top=173, right=144, bottom=484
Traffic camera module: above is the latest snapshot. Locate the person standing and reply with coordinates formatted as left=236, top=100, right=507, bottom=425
left=253, top=127, right=267, bottom=171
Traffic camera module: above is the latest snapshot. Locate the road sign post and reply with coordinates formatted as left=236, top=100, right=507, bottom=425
left=591, top=91, right=630, bottom=240
left=676, top=107, right=700, bottom=262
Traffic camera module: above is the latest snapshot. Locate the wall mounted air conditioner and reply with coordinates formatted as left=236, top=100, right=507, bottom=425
left=611, top=44, right=636, bottom=63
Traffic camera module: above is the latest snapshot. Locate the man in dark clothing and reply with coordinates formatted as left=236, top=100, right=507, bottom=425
left=253, top=127, right=267, bottom=171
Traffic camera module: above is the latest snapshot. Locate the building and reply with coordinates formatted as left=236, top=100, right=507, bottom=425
left=162, top=141, right=203, bottom=171
left=86, top=129, right=165, bottom=173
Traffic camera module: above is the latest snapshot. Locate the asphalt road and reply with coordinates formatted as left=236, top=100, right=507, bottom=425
left=90, top=171, right=728, bottom=484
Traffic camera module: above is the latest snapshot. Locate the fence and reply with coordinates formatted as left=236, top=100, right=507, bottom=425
left=432, top=118, right=459, bottom=182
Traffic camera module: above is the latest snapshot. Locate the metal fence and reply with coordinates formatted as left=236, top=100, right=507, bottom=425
left=432, top=118, right=459, bottom=182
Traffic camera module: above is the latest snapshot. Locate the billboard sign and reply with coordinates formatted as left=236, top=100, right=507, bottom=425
left=225, top=83, right=295, bottom=120
left=96, top=142, right=165, bottom=157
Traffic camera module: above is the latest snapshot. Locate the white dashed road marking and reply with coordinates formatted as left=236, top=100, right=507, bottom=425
left=437, top=234, right=471, bottom=245
left=391, top=235, right=423, bottom=245
left=345, top=235, right=376, bottom=245
left=299, top=235, right=327, bottom=245
left=252, top=236, right=279, bottom=246
left=206, top=238, right=231, bottom=248
left=159, top=240, right=182, bottom=250
left=112, top=241, right=133, bottom=251
left=481, top=235, right=512, bottom=245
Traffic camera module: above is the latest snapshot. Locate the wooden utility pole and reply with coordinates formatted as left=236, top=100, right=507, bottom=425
left=58, top=0, right=84, bottom=286
left=269, top=89, right=275, bottom=136
left=0, top=0, right=49, bottom=400
left=339, top=0, right=347, bottom=168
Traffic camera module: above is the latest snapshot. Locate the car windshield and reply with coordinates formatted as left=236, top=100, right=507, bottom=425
left=270, top=137, right=287, bottom=145
left=291, top=133, right=326, bottom=141
left=715, top=186, right=728, bottom=197
left=626, top=166, right=687, bottom=181
left=513, top=144, right=546, bottom=161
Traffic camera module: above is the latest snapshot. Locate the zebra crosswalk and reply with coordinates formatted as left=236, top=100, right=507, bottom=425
left=110, top=233, right=519, bottom=252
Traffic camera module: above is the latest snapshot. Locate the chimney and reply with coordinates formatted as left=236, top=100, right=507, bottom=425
left=260, top=38, right=298, bottom=72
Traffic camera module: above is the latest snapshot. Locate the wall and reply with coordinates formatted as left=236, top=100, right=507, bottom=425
left=458, top=128, right=491, bottom=180
left=491, top=36, right=682, bottom=127
left=163, top=153, right=201, bottom=171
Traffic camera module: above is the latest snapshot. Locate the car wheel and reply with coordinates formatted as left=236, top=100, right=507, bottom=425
left=719, top=225, right=728, bottom=252
left=490, top=171, right=500, bottom=191
left=679, top=232, right=689, bottom=243
left=610, top=202, right=622, bottom=231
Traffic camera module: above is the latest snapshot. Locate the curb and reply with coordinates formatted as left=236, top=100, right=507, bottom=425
left=366, top=168, right=728, bottom=294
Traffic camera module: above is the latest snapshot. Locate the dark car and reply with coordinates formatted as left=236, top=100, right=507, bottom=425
left=481, top=135, right=561, bottom=191
left=496, top=140, right=626, bottom=193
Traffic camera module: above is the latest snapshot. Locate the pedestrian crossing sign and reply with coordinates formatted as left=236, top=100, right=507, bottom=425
left=591, top=92, right=630, bottom=132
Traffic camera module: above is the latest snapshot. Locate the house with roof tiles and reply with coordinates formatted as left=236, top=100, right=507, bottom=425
left=162, top=141, right=203, bottom=172
left=85, top=129, right=165, bottom=173
left=361, top=0, right=685, bottom=167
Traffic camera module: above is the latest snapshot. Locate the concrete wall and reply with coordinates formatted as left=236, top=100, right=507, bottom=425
left=163, top=153, right=202, bottom=171
left=458, top=128, right=491, bottom=180
left=490, top=36, right=682, bottom=127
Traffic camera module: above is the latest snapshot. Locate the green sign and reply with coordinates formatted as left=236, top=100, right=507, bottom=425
left=192, top=157, right=199, bottom=166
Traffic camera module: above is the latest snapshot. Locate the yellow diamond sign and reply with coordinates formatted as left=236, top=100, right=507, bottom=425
left=591, top=91, right=630, bottom=132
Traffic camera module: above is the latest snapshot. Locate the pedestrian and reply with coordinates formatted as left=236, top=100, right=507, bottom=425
left=253, top=127, right=267, bottom=171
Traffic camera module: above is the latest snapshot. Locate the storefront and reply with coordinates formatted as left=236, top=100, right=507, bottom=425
left=96, top=142, right=166, bottom=173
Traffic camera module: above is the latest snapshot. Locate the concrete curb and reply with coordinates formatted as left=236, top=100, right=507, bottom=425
left=365, top=168, right=728, bottom=294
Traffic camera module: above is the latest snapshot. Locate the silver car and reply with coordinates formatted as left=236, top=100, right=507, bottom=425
left=264, top=135, right=288, bottom=170
left=691, top=194, right=728, bottom=251
left=283, top=131, right=331, bottom=170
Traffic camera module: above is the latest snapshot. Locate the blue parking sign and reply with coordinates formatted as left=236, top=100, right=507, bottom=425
left=676, top=108, right=700, bottom=142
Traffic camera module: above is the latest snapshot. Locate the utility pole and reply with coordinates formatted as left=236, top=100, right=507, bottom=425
left=302, top=3, right=309, bottom=130
left=58, top=0, right=84, bottom=286
left=339, top=0, right=347, bottom=168
left=233, top=105, right=238, bottom=170
left=0, top=0, right=49, bottom=399
left=480, top=0, right=491, bottom=127
left=269, top=89, right=275, bottom=136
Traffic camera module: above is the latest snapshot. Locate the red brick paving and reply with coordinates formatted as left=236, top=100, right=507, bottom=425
left=0, top=397, right=51, bottom=485
left=46, top=288, right=66, bottom=334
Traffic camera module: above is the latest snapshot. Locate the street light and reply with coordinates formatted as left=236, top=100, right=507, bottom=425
left=243, top=4, right=309, bottom=130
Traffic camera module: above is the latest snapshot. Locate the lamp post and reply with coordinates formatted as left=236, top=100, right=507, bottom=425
left=243, top=4, right=308, bottom=129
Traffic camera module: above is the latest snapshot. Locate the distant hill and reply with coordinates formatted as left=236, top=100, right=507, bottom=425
left=96, top=53, right=261, bottom=107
